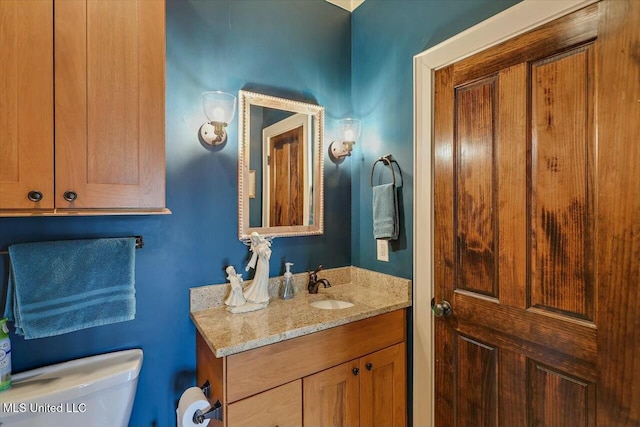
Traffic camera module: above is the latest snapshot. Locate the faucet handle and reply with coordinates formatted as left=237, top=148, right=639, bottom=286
left=314, top=264, right=324, bottom=274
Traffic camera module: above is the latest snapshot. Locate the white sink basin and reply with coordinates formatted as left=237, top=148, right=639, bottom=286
left=310, top=299, right=355, bottom=310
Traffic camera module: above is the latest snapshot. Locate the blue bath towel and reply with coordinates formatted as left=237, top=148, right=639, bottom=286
left=3, top=238, right=136, bottom=339
left=373, top=183, right=399, bottom=240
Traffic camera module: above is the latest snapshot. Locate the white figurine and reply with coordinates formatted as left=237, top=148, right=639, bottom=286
left=243, top=232, right=272, bottom=304
left=224, top=266, right=246, bottom=307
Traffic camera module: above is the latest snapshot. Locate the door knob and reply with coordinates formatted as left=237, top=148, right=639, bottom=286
left=63, top=191, right=78, bottom=202
left=431, top=298, right=452, bottom=317
left=352, top=368, right=359, bottom=376
left=365, top=363, right=373, bottom=371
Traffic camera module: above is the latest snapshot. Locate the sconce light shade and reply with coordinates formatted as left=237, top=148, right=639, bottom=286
left=330, top=118, right=362, bottom=160
left=200, top=91, right=237, bottom=146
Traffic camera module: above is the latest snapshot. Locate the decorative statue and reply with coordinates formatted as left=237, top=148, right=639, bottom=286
left=224, top=266, right=246, bottom=307
left=243, top=232, right=272, bottom=304
left=223, top=232, right=272, bottom=314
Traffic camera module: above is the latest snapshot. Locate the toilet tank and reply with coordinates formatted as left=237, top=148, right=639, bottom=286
left=0, top=349, right=143, bottom=427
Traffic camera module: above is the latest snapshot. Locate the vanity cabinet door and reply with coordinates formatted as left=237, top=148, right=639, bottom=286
left=54, top=0, right=165, bottom=209
left=227, top=380, right=302, bottom=427
left=360, top=343, right=406, bottom=427
left=303, top=361, right=360, bottom=427
left=0, top=0, right=54, bottom=210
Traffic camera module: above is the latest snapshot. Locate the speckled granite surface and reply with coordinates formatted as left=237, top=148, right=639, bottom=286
left=190, top=266, right=412, bottom=357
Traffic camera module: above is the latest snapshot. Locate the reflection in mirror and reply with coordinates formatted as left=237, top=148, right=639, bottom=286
left=239, top=91, right=324, bottom=240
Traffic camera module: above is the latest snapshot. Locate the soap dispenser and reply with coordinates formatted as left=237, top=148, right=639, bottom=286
left=282, top=262, right=295, bottom=300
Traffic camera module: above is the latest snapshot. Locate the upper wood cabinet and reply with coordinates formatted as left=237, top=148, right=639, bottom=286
left=0, top=0, right=54, bottom=210
left=0, top=0, right=166, bottom=214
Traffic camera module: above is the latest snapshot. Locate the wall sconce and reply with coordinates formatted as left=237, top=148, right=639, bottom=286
left=199, top=91, right=237, bottom=146
left=329, top=118, right=361, bottom=160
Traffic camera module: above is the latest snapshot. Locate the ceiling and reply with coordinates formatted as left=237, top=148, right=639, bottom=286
left=325, top=0, right=365, bottom=12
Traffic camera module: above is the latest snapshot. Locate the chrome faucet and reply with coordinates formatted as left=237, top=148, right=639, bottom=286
left=308, top=265, right=331, bottom=294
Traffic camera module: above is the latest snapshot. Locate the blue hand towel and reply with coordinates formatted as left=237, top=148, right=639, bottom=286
left=373, top=183, right=399, bottom=240
left=3, top=238, right=136, bottom=339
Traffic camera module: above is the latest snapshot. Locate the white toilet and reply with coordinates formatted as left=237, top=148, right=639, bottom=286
left=0, top=349, right=143, bottom=427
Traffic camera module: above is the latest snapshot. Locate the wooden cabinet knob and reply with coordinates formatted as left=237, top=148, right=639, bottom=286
left=27, top=191, right=43, bottom=202
left=63, top=191, right=78, bottom=202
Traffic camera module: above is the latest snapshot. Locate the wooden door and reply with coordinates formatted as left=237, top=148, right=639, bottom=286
left=303, top=361, right=360, bottom=427
left=433, top=2, right=640, bottom=426
left=54, top=0, right=165, bottom=209
left=0, top=0, right=54, bottom=209
left=269, top=126, right=304, bottom=226
left=227, top=380, right=302, bottom=427
left=360, top=343, right=406, bottom=427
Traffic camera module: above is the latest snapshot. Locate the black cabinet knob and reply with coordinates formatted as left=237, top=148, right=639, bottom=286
left=27, top=191, right=43, bottom=202
left=63, top=191, right=78, bottom=202
left=352, top=367, right=359, bottom=376
left=365, top=363, right=373, bottom=371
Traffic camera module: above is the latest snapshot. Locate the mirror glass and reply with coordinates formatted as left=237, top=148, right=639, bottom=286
left=238, top=90, right=324, bottom=239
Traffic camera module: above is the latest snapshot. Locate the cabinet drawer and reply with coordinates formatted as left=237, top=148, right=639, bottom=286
left=227, top=380, right=302, bottom=427
left=226, top=309, right=405, bottom=402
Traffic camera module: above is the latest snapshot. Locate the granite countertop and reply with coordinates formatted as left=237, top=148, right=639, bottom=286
left=190, top=266, right=412, bottom=358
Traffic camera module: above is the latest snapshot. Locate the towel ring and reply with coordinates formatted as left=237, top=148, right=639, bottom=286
left=370, top=154, right=398, bottom=187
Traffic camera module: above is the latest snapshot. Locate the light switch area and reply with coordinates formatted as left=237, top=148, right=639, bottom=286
left=376, top=239, right=389, bottom=262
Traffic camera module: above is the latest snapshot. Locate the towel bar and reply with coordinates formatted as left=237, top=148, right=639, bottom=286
left=370, top=154, right=402, bottom=187
left=0, top=235, right=144, bottom=255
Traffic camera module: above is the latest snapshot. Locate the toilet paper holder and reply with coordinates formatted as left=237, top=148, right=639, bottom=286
left=193, top=380, right=222, bottom=425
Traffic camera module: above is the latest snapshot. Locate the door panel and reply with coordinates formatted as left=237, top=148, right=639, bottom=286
left=434, top=5, right=602, bottom=427
left=54, top=0, right=165, bottom=209
left=529, top=362, right=595, bottom=427
left=303, top=361, right=360, bottom=427
left=360, top=343, right=406, bottom=427
left=270, top=125, right=304, bottom=226
left=530, top=44, right=595, bottom=320
left=0, top=0, right=53, bottom=209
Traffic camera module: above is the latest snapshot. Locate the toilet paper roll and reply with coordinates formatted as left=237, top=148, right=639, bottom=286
left=176, top=386, right=211, bottom=427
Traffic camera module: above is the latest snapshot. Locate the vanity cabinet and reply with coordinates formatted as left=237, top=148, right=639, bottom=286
left=0, top=0, right=166, bottom=214
left=303, top=343, right=406, bottom=427
left=195, top=309, right=407, bottom=427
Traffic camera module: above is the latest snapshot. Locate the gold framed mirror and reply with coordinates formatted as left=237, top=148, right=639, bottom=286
left=238, top=90, right=324, bottom=240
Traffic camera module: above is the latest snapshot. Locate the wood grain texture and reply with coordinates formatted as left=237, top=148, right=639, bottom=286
left=456, top=336, right=497, bottom=427
left=226, top=309, right=405, bottom=403
left=434, top=5, right=602, bottom=426
left=360, top=343, right=406, bottom=427
left=453, top=4, right=598, bottom=85
left=455, top=78, right=497, bottom=298
left=0, top=0, right=53, bottom=209
left=228, top=380, right=302, bottom=427
left=434, top=64, right=455, bottom=427
left=196, top=330, right=226, bottom=427
left=303, top=361, right=360, bottom=427
left=497, top=64, right=527, bottom=309
left=595, top=0, right=640, bottom=425
left=270, top=126, right=304, bottom=226
left=529, top=361, right=595, bottom=427
left=530, top=44, right=595, bottom=320
left=54, top=0, right=165, bottom=209
left=87, top=0, right=139, bottom=186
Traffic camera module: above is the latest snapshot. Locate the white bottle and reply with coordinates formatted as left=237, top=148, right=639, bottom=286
left=0, top=318, right=11, bottom=392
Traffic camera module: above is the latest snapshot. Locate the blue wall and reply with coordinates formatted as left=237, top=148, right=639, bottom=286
left=0, top=1, right=351, bottom=426
left=350, top=0, right=520, bottom=279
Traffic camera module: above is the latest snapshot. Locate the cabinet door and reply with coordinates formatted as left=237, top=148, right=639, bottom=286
left=227, top=380, right=302, bottom=427
left=0, top=0, right=54, bottom=209
left=360, top=343, right=406, bottom=427
left=303, top=361, right=360, bottom=427
left=54, top=0, right=165, bottom=209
